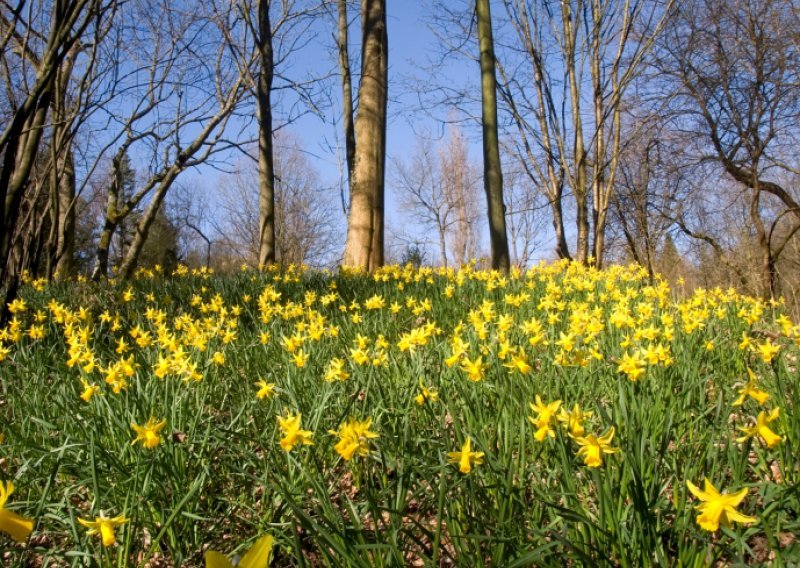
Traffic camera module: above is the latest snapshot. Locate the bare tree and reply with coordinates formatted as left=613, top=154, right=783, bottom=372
left=503, top=150, right=549, bottom=267
left=82, top=0, right=255, bottom=280
left=0, top=0, right=116, bottom=316
left=650, top=0, right=800, bottom=297
left=217, top=132, right=343, bottom=268
left=496, top=0, right=674, bottom=265
left=440, top=126, right=482, bottom=266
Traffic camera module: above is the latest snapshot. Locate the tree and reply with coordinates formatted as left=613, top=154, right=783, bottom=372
left=496, top=0, right=674, bottom=265
left=392, top=126, right=481, bottom=268
left=217, top=133, right=342, bottom=268
left=650, top=0, right=800, bottom=297
left=85, top=0, right=254, bottom=280
left=476, top=0, right=510, bottom=272
left=0, top=0, right=115, bottom=285
left=342, top=0, right=388, bottom=271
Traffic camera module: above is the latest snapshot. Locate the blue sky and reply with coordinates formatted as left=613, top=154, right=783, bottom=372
left=177, top=0, right=488, bottom=261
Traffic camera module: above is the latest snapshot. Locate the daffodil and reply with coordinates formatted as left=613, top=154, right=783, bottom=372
left=529, top=396, right=562, bottom=441
left=685, top=478, right=757, bottom=532
left=414, top=380, right=438, bottom=405
left=277, top=412, right=313, bottom=451
left=460, top=356, right=486, bottom=382
left=757, top=340, right=780, bottom=363
left=292, top=349, right=308, bottom=368
left=557, top=403, right=592, bottom=437
left=736, top=408, right=783, bottom=448
left=330, top=417, right=379, bottom=460
left=80, top=378, right=102, bottom=402
left=0, top=481, right=34, bottom=542
left=503, top=352, right=532, bottom=375
left=618, top=351, right=646, bottom=381
left=447, top=437, right=485, bottom=474
left=573, top=426, right=619, bottom=467
left=206, top=534, right=273, bottom=568
left=256, top=380, right=277, bottom=399
left=732, top=368, right=769, bottom=406
left=131, top=417, right=167, bottom=449
left=78, top=513, right=128, bottom=546
left=324, top=358, right=349, bottom=382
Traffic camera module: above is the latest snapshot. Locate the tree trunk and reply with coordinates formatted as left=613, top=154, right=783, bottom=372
left=118, top=171, right=179, bottom=279
left=342, top=0, right=387, bottom=271
left=476, top=0, right=510, bottom=272
left=337, top=0, right=355, bottom=185
left=257, top=0, right=276, bottom=267
left=552, top=191, right=570, bottom=260
left=52, top=52, right=78, bottom=279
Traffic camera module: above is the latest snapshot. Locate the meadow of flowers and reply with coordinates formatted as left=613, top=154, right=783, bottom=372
left=0, top=260, right=798, bottom=566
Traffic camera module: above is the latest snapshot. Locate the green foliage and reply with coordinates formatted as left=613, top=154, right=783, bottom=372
left=0, top=261, right=798, bottom=566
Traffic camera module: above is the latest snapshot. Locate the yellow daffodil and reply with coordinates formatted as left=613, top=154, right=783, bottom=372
left=78, top=513, right=128, bottom=546
left=330, top=417, right=379, bottom=460
left=685, top=478, right=756, bottom=532
left=80, top=379, right=102, bottom=402
left=131, top=417, right=167, bottom=449
left=414, top=380, right=438, bottom=405
left=757, top=340, right=780, bottom=363
left=557, top=404, right=592, bottom=437
left=460, top=356, right=486, bottom=382
left=0, top=481, right=34, bottom=542
left=617, top=351, right=646, bottom=381
left=447, top=437, right=485, bottom=474
left=256, top=380, right=277, bottom=399
left=205, top=534, right=273, bottom=568
left=292, top=349, right=308, bottom=368
left=503, top=352, right=532, bottom=375
left=324, top=358, right=349, bottom=382
left=277, top=412, right=313, bottom=451
left=732, top=368, right=770, bottom=406
left=573, top=426, right=619, bottom=467
left=736, top=408, right=783, bottom=448
left=529, top=396, right=562, bottom=441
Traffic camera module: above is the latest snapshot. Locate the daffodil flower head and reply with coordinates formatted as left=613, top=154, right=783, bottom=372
left=529, top=396, right=562, bottom=441
left=205, top=534, right=273, bottom=568
left=573, top=426, right=620, bottom=467
left=131, top=417, right=167, bottom=449
left=732, top=368, right=770, bottom=406
left=277, top=412, right=313, bottom=452
left=330, top=417, right=379, bottom=461
left=685, top=478, right=757, bottom=532
left=736, top=408, right=783, bottom=448
left=0, top=481, right=34, bottom=543
left=447, top=437, right=485, bottom=474
left=557, top=403, right=593, bottom=437
left=78, top=512, right=128, bottom=546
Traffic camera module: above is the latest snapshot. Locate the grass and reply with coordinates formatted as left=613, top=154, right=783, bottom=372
left=0, top=260, right=798, bottom=566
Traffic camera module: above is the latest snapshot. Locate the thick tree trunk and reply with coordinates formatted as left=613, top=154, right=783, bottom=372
left=256, top=0, right=276, bottom=267
left=342, top=0, right=387, bottom=271
left=476, top=0, right=510, bottom=272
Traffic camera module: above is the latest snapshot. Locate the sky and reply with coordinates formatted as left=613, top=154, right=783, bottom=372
left=182, top=0, right=492, bottom=263
left=177, top=0, right=557, bottom=265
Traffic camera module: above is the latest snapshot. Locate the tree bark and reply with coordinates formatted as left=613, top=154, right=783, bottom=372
left=256, top=0, right=276, bottom=267
left=342, top=0, right=387, bottom=271
left=337, top=0, right=355, bottom=185
left=476, top=0, right=510, bottom=272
